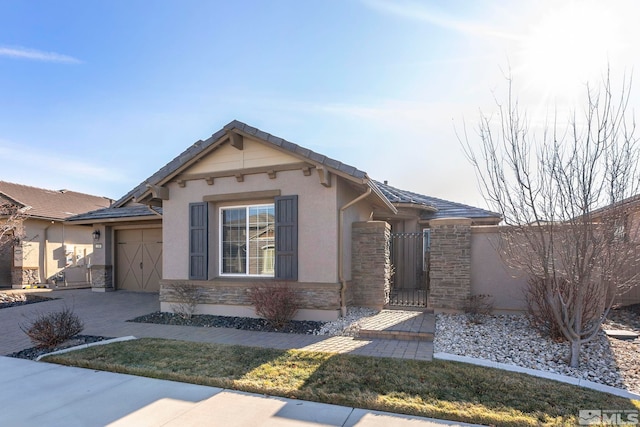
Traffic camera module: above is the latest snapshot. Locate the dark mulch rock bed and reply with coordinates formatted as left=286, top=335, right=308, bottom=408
left=129, top=311, right=325, bottom=335
left=0, top=294, right=56, bottom=310
left=6, top=335, right=114, bottom=360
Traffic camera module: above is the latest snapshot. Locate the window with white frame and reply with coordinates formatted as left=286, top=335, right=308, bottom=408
left=220, top=204, right=275, bottom=276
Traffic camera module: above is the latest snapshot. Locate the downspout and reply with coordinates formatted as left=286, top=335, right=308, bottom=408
left=338, top=187, right=371, bottom=317
left=62, top=222, right=67, bottom=287
left=43, top=221, right=53, bottom=287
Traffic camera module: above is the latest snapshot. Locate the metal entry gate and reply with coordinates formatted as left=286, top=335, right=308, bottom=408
left=388, top=230, right=430, bottom=307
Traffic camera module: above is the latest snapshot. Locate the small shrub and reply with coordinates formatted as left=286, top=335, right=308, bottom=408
left=167, top=283, right=204, bottom=319
left=21, top=306, right=84, bottom=348
left=248, top=284, right=299, bottom=329
left=463, top=294, right=494, bottom=324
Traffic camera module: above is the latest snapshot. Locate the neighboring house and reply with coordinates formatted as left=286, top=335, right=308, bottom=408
left=67, top=120, right=501, bottom=320
left=587, top=193, right=640, bottom=306
left=0, top=181, right=112, bottom=289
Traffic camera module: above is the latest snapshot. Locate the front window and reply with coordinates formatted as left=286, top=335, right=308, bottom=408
left=220, top=204, right=275, bottom=276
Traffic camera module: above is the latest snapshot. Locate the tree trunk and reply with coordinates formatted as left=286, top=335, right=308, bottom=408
left=569, top=339, right=581, bottom=368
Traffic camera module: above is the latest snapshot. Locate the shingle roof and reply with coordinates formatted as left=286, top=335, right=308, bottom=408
left=374, top=180, right=501, bottom=221
left=103, top=120, right=498, bottom=223
left=115, top=120, right=367, bottom=207
left=66, top=205, right=162, bottom=223
left=0, top=181, right=112, bottom=221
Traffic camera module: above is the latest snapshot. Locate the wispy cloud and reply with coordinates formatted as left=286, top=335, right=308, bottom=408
left=0, top=46, right=81, bottom=63
left=360, top=0, right=519, bottom=40
left=0, top=140, right=126, bottom=188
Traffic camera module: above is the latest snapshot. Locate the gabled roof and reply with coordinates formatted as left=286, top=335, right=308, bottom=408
left=65, top=205, right=162, bottom=224
left=115, top=120, right=372, bottom=208
left=0, top=181, right=112, bottom=221
left=374, top=180, right=501, bottom=223
left=83, top=120, right=499, bottom=225
left=588, top=193, right=640, bottom=219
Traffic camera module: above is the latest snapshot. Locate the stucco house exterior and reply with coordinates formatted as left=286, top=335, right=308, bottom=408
left=587, top=193, right=640, bottom=306
left=0, top=181, right=112, bottom=289
left=67, top=120, right=501, bottom=320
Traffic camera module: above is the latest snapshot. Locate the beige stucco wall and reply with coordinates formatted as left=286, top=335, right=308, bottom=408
left=470, top=225, right=640, bottom=310
left=15, top=219, right=95, bottom=287
left=470, top=226, right=529, bottom=312
left=188, top=138, right=301, bottom=174
left=163, top=168, right=340, bottom=283
left=337, top=179, right=375, bottom=282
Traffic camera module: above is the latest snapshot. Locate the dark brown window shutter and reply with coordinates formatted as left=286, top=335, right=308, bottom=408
left=274, top=195, right=298, bottom=280
left=189, top=202, right=208, bottom=280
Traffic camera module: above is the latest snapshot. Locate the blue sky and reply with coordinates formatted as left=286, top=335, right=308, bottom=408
left=1, top=0, right=639, bottom=208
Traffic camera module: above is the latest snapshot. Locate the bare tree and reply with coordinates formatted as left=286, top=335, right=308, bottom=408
left=462, top=70, right=640, bottom=368
left=0, top=199, right=29, bottom=256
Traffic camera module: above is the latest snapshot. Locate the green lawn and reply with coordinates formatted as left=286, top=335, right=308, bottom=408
left=43, top=338, right=639, bottom=426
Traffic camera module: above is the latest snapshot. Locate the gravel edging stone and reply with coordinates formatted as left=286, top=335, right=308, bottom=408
left=35, top=336, right=137, bottom=361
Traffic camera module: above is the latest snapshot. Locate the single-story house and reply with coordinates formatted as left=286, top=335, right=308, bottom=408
left=582, top=193, right=640, bottom=306
left=67, top=120, right=501, bottom=320
left=0, top=181, right=112, bottom=288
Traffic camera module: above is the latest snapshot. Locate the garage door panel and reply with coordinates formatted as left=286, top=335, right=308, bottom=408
left=142, top=242, right=162, bottom=290
left=116, top=229, right=162, bottom=292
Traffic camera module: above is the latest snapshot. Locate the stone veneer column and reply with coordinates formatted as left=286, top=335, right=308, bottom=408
left=351, top=221, right=391, bottom=310
left=428, top=218, right=472, bottom=310
left=11, top=267, right=40, bottom=288
left=90, top=265, right=114, bottom=292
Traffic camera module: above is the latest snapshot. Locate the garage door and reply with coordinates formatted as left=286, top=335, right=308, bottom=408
left=116, top=228, right=162, bottom=292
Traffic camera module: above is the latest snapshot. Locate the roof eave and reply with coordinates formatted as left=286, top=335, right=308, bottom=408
left=368, top=180, right=397, bottom=215
left=65, top=215, right=162, bottom=225
left=392, top=202, right=438, bottom=213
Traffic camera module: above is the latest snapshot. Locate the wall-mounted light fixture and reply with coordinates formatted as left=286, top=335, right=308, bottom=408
left=92, top=230, right=101, bottom=241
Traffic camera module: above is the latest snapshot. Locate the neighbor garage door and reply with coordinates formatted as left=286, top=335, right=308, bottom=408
left=116, top=228, right=162, bottom=292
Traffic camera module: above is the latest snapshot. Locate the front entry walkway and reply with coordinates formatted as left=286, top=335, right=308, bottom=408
left=0, top=289, right=433, bottom=361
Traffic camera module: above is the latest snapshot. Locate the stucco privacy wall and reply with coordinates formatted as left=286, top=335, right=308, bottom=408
left=470, top=226, right=528, bottom=312
left=350, top=221, right=391, bottom=309
left=428, top=218, right=472, bottom=310
left=469, top=226, right=640, bottom=310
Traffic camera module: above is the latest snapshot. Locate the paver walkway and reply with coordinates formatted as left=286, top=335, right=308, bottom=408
left=0, top=289, right=433, bottom=360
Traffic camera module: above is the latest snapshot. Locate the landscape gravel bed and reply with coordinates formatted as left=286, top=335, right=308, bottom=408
left=314, top=307, right=378, bottom=336
left=6, top=335, right=114, bottom=360
left=129, top=311, right=326, bottom=334
left=130, top=307, right=379, bottom=336
left=0, top=293, right=55, bottom=310
left=434, top=308, right=640, bottom=394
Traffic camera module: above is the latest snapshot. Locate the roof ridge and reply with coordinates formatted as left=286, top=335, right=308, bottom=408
left=0, top=180, right=109, bottom=200
left=114, top=120, right=368, bottom=207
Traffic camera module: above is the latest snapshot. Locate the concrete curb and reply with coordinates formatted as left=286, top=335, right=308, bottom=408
left=35, top=336, right=137, bottom=361
left=434, top=352, right=640, bottom=400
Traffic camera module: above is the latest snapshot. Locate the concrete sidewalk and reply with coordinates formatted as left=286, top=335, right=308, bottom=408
left=0, top=356, right=482, bottom=427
